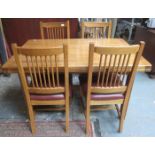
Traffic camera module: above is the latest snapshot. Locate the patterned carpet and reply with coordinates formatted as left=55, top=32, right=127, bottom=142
left=0, top=120, right=93, bottom=137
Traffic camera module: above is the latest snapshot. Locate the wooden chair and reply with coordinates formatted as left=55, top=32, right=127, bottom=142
left=81, top=21, right=112, bottom=38
left=12, top=44, right=69, bottom=134
left=84, top=42, right=145, bottom=135
left=40, top=20, right=70, bottom=39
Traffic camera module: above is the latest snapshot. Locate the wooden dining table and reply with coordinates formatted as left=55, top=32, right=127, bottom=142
left=2, top=38, right=152, bottom=73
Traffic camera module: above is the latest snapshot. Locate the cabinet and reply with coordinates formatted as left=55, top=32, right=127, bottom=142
left=134, top=26, right=155, bottom=77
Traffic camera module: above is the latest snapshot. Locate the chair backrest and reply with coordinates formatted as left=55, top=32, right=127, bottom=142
left=87, top=42, right=145, bottom=95
left=81, top=21, right=112, bottom=38
left=12, top=44, right=69, bottom=97
left=40, top=20, right=70, bottom=39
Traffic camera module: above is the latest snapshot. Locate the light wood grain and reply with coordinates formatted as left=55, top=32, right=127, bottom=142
left=83, top=42, right=145, bottom=135
left=2, top=39, right=152, bottom=73
left=85, top=42, right=145, bottom=135
left=81, top=21, right=112, bottom=38
left=12, top=44, right=70, bottom=134
left=40, top=20, right=70, bottom=39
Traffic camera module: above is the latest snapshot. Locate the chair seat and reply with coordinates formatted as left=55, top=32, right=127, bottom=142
left=83, top=81, right=124, bottom=101
left=91, top=93, right=124, bottom=101
left=30, top=83, right=72, bottom=101
left=30, top=93, right=64, bottom=100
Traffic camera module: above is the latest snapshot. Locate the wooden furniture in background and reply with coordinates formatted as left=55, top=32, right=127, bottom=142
left=40, top=20, right=70, bottom=39
left=134, top=26, right=155, bottom=77
left=84, top=42, right=145, bottom=135
left=12, top=44, right=69, bottom=134
left=2, top=39, right=151, bottom=73
left=1, top=18, right=78, bottom=54
left=81, top=21, right=112, bottom=38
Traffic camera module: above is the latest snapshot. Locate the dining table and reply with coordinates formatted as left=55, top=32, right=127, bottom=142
left=2, top=38, right=152, bottom=73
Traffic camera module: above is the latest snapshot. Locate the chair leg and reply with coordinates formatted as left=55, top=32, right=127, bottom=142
left=115, top=104, right=121, bottom=118
left=65, top=102, right=69, bottom=132
left=86, top=105, right=90, bottom=135
left=79, top=86, right=85, bottom=114
left=28, top=106, right=36, bottom=134
left=119, top=114, right=124, bottom=132
left=119, top=103, right=127, bottom=132
left=17, top=74, right=36, bottom=134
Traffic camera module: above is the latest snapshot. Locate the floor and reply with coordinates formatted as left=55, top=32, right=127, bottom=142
left=0, top=72, right=155, bottom=136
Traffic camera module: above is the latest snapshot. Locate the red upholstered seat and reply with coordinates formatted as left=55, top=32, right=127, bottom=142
left=91, top=93, right=124, bottom=101
left=30, top=84, right=72, bottom=101
left=83, top=80, right=124, bottom=101
left=30, top=94, right=64, bottom=100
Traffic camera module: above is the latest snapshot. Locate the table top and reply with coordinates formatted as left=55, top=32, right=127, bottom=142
left=2, top=38, right=152, bottom=73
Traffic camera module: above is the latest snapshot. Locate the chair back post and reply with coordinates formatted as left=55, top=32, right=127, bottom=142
left=12, top=43, right=31, bottom=108
left=63, top=44, right=69, bottom=99
left=87, top=43, right=94, bottom=103
left=63, top=43, right=69, bottom=130
left=40, top=21, right=44, bottom=39
left=122, top=41, right=145, bottom=118
left=66, top=20, right=70, bottom=39
left=12, top=43, right=28, bottom=91
left=81, top=22, right=85, bottom=38
left=108, top=21, right=112, bottom=38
